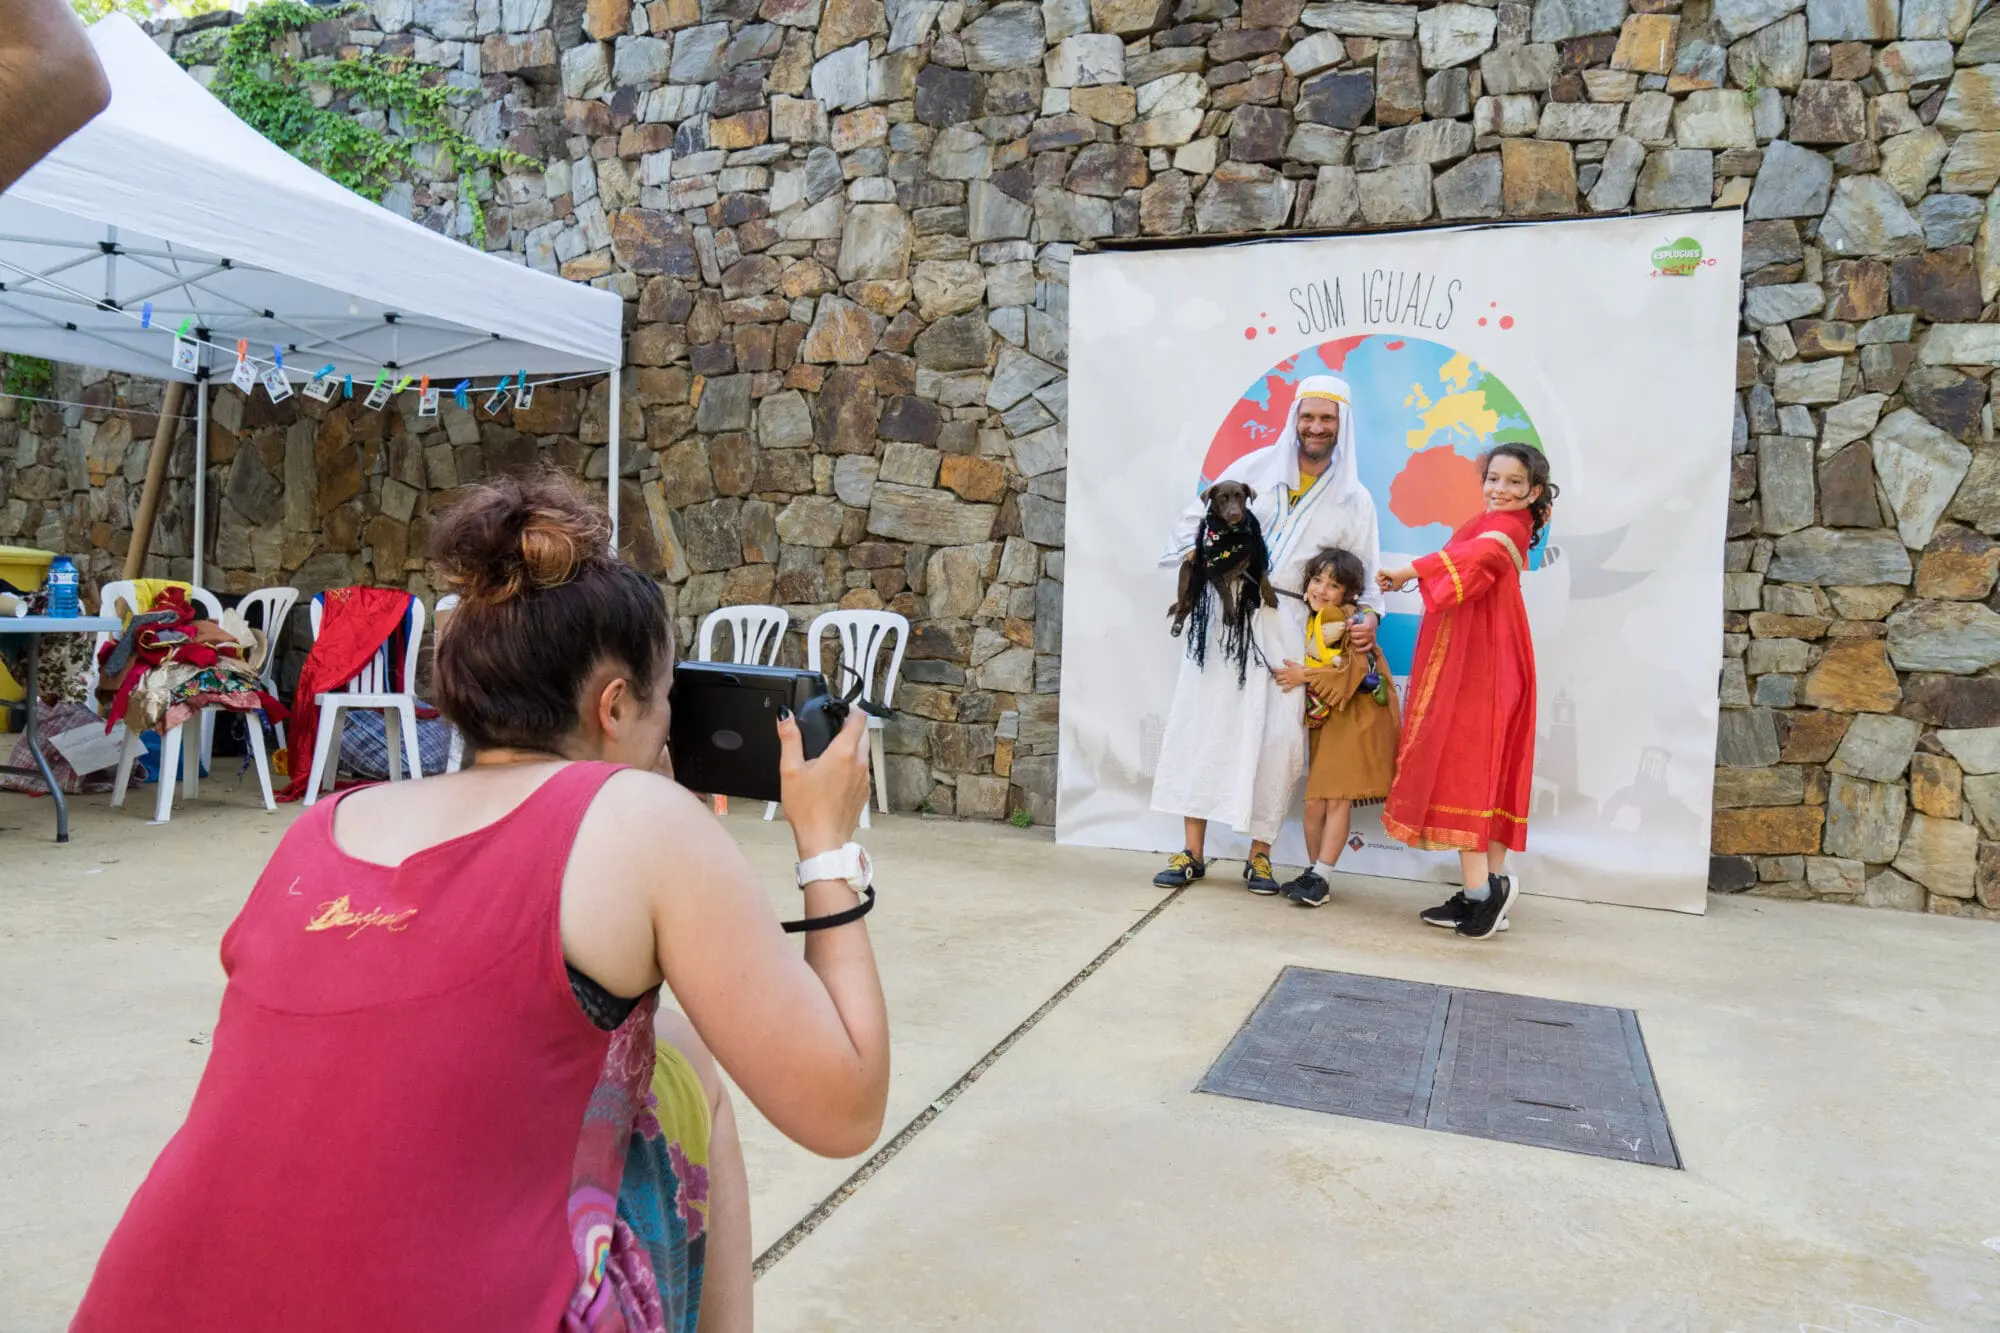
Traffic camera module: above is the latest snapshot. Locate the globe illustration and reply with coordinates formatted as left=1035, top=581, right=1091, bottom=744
left=1203, top=334, right=1549, bottom=674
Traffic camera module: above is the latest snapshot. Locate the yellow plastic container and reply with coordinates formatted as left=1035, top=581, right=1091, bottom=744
left=0, top=544, right=55, bottom=593
left=0, top=547, right=55, bottom=731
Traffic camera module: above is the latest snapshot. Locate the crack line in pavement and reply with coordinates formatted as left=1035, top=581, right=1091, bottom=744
left=752, top=881, right=1191, bottom=1277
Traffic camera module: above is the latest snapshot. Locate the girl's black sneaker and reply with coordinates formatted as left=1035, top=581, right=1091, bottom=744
left=1457, top=873, right=1518, bottom=940
left=1419, top=891, right=1510, bottom=931
left=1153, top=851, right=1206, bottom=888
left=1284, top=871, right=1330, bottom=907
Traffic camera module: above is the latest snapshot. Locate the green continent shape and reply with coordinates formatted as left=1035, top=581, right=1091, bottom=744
left=1469, top=370, right=1542, bottom=449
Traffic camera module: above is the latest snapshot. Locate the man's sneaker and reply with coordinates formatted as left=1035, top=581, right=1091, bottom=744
left=1153, top=851, right=1206, bottom=888
left=1244, top=853, right=1282, bottom=895
left=1456, top=873, right=1518, bottom=940
left=1419, top=891, right=1510, bottom=931
left=1284, top=871, right=1330, bottom=908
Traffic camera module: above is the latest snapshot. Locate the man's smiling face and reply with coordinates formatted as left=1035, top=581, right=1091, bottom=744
left=1296, top=401, right=1340, bottom=467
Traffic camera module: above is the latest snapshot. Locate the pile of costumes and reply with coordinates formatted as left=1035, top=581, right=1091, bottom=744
left=95, top=585, right=288, bottom=739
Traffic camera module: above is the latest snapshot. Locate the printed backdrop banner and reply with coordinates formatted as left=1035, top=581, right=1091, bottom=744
left=1059, top=213, right=1744, bottom=915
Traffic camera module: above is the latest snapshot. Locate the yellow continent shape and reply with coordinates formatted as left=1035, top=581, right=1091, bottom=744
left=1405, top=386, right=1500, bottom=451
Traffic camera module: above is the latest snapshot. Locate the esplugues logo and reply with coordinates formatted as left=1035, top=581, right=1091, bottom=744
left=306, top=895, right=419, bottom=938
left=1650, top=236, right=1711, bottom=277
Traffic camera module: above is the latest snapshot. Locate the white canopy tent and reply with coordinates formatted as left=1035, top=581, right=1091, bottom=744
left=0, top=15, right=629, bottom=578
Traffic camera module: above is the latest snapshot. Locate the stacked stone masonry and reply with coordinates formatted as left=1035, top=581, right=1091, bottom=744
left=1, top=0, right=1998, bottom=914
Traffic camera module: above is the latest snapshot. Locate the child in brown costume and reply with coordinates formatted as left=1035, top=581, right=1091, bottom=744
left=1272, top=547, right=1400, bottom=907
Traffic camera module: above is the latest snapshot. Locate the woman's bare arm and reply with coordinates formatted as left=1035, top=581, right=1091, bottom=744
left=0, top=0, right=110, bottom=193
left=564, top=709, right=889, bottom=1158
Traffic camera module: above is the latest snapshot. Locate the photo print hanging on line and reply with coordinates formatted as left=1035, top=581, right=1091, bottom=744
left=418, top=380, right=439, bottom=416
left=261, top=366, right=293, bottom=403
left=514, top=376, right=534, bottom=411
left=231, top=347, right=256, bottom=394
left=302, top=370, right=338, bottom=404
left=172, top=338, right=199, bottom=375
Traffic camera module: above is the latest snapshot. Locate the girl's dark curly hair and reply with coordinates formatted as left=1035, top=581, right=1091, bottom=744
left=1300, top=546, right=1366, bottom=608
left=1479, top=443, right=1559, bottom=547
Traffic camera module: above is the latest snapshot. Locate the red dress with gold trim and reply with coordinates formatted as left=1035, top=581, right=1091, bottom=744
left=1382, top=506, right=1537, bottom=853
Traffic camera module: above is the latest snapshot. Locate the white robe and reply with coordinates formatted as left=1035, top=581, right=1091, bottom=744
left=1149, top=438, right=1383, bottom=844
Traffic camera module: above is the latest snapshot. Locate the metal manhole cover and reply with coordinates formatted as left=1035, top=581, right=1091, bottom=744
left=1198, top=967, right=1681, bottom=1169
left=1199, top=968, right=1450, bottom=1126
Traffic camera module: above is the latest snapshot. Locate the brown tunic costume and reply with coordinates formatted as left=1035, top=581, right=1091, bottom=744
left=1302, top=605, right=1399, bottom=803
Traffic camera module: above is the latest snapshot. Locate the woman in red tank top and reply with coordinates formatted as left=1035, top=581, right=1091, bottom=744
left=72, top=474, right=889, bottom=1333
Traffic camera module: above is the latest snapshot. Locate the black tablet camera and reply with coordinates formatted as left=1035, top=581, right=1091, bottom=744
left=667, top=662, right=852, bottom=803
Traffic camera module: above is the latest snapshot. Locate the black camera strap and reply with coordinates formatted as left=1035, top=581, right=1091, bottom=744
left=781, top=886, right=876, bottom=934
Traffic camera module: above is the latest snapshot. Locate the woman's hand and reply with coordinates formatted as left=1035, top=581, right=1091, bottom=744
left=1273, top=659, right=1307, bottom=690
left=777, top=706, right=872, bottom=858
left=1376, top=566, right=1416, bottom=594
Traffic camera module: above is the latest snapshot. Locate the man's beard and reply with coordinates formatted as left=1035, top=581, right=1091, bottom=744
left=1298, top=438, right=1336, bottom=464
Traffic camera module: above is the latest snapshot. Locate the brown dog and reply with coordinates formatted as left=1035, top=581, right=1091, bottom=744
left=1168, top=481, right=1278, bottom=683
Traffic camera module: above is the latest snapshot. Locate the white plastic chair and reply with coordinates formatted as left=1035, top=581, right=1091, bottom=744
left=232, top=586, right=300, bottom=754
left=303, top=592, right=427, bottom=807
left=697, top=604, right=790, bottom=668
left=101, top=580, right=276, bottom=822
left=698, top=605, right=790, bottom=818
left=434, top=594, right=465, bottom=773
left=801, top=609, right=908, bottom=825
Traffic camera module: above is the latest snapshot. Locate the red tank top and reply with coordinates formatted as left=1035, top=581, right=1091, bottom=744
left=73, top=762, right=656, bottom=1332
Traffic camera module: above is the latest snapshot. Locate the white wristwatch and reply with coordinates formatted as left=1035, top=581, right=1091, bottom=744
left=797, top=843, right=872, bottom=891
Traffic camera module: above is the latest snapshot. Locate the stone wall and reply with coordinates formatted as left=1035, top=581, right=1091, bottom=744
left=3, top=0, right=2000, bottom=911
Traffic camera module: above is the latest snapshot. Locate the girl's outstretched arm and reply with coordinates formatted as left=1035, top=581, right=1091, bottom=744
left=1408, top=532, right=1517, bottom=612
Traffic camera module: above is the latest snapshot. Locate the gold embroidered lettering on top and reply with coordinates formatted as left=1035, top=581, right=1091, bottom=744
left=306, top=895, right=419, bottom=939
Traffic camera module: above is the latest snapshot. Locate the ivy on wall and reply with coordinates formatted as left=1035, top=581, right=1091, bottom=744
left=2, top=355, right=55, bottom=407
left=187, top=0, right=534, bottom=245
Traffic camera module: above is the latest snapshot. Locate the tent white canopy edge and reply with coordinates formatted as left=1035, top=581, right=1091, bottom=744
left=0, top=16, right=630, bottom=571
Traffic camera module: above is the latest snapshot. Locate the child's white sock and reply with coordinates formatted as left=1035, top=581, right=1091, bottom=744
left=1311, top=861, right=1336, bottom=880
left=1464, top=879, right=1491, bottom=901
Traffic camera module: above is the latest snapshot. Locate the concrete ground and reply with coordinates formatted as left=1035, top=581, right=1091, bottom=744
left=3, top=779, right=1997, bottom=1332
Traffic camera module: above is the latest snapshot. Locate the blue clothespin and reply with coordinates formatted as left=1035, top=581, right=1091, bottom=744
left=140, top=302, right=152, bottom=329
left=312, top=363, right=335, bottom=383
left=273, top=347, right=284, bottom=372
left=344, top=374, right=353, bottom=399
left=453, top=379, right=471, bottom=410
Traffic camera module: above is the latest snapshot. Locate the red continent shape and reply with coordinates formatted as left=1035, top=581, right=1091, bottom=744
left=1390, top=446, right=1485, bottom=532
left=1200, top=336, right=1367, bottom=482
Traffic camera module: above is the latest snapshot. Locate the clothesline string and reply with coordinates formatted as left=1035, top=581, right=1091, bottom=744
left=1, top=365, right=614, bottom=422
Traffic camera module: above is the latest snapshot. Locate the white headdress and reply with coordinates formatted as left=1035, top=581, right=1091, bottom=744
left=1260, top=374, right=1369, bottom=577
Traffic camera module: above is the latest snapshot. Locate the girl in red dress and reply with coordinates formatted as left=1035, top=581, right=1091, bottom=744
left=1375, top=444, right=1557, bottom=940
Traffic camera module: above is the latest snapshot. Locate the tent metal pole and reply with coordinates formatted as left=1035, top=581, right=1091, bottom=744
left=607, top=364, right=621, bottom=553
left=192, top=375, right=209, bottom=588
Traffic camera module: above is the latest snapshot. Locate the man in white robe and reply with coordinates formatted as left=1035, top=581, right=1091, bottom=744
left=1148, top=375, right=1385, bottom=891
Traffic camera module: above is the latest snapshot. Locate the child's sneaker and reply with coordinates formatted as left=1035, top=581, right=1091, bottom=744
left=1456, top=873, right=1518, bottom=940
left=1244, top=853, right=1281, bottom=895
left=1153, top=851, right=1206, bottom=888
left=1283, top=871, right=1330, bottom=907
left=1418, top=891, right=1510, bottom=931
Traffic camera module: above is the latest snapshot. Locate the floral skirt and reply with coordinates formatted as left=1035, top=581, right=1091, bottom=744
left=616, top=1041, right=713, bottom=1333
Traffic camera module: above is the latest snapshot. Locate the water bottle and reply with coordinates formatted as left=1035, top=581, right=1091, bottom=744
left=46, top=556, right=79, bottom=618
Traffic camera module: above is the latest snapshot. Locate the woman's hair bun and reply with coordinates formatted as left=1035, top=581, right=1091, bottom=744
left=429, top=471, right=611, bottom=604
